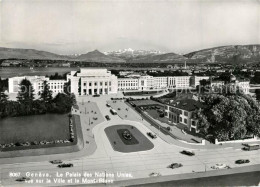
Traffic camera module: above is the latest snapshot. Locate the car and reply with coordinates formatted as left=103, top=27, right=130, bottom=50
left=167, top=163, right=183, bottom=169
left=122, top=130, right=132, bottom=140
left=57, top=163, right=73, bottom=168
left=105, top=115, right=110, bottom=120
left=235, top=159, right=250, bottom=164
left=16, top=177, right=30, bottom=182
left=180, top=150, right=195, bottom=156
left=211, top=163, right=231, bottom=170
left=93, top=94, right=100, bottom=97
left=149, top=172, right=161, bottom=177
left=50, top=160, right=63, bottom=164
left=147, top=132, right=157, bottom=139
left=106, top=103, right=111, bottom=107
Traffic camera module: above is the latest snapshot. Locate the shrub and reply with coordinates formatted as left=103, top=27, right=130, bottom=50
left=15, top=142, right=22, bottom=146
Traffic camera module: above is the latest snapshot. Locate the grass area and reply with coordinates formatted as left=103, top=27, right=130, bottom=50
left=123, top=90, right=163, bottom=96
left=130, top=99, right=163, bottom=107
left=0, top=114, right=70, bottom=144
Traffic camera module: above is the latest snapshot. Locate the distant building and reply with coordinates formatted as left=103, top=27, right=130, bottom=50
left=62, top=63, right=70, bottom=67
left=8, top=76, right=66, bottom=94
left=167, top=65, right=173, bottom=69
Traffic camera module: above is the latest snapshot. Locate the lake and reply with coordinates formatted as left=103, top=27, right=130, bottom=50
left=0, top=66, right=169, bottom=79
left=0, top=67, right=77, bottom=79
left=0, top=114, right=70, bottom=144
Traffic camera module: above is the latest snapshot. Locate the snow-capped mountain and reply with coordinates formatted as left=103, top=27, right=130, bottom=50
left=104, top=48, right=165, bottom=60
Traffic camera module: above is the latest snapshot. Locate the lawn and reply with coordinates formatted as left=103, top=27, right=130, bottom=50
left=0, top=114, right=70, bottom=144
left=123, top=90, right=163, bottom=96
left=105, top=125, right=154, bottom=153
left=130, top=99, right=164, bottom=107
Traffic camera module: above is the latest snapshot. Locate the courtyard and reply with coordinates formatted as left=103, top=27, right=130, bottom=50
left=104, top=125, right=154, bottom=153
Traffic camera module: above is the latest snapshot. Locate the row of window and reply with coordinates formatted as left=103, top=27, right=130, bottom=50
left=83, top=81, right=111, bottom=87
left=38, top=85, right=63, bottom=90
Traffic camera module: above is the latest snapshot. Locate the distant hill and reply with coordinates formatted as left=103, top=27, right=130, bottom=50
left=127, top=52, right=187, bottom=63
left=76, top=50, right=125, bottom=63
left=0, top=48, right=125, bottom=63
left=0, top=47, right=68, bottom=60
left=184, top=45, right=260, bottom=64
left=0, top=45, right=260, bottom=64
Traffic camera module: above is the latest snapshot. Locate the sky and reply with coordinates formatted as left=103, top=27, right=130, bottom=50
left=0, top=0, right=259, bottom=54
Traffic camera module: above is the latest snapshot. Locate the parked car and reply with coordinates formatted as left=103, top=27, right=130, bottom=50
left=149, top=172, right=161, bottom=177
left=57, top=163, right=73, bottom=168
left=235, top=159, right=250, bottom=164
left=106, top=103, right=111, bottom=107
left=105, top=115, right=110, bottom=121
left=147, top=132, right=157, bottom=139
left=211, top=163, right=231, bottom=170
left=50, top=160, right=62, bottom=164
left=180, top=150, right=195, bottom=156
left=167, top=163, right=183, bottom=169
left=16, top=177, right=30, bottom=182
left=93, top=94, right=100, bottom=97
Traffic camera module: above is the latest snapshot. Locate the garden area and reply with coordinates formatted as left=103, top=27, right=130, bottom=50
left=123, top=90, right=163, bottom=96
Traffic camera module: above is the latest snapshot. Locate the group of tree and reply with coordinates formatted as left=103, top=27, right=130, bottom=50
left=0, top=79, right=76, bottom=118
left=194, top=91, right=260, bottom=142
left=47, top=72, right=67, bottom=80
left=250, top=72, right=260, bottom=84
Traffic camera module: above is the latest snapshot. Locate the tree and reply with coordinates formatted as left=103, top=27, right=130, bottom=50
left=17, top=79, right=35, bottom=103
left=255, top=89, right=260, bottom=101
left=39, top=80, right=53, bottom=103
left=52, top=93, right=75, bottom=113
left=64, top=80, right=71, bottom=94
left=0, top=91, right=8, bottom=103
left=194, top=92, right=260, bottom=142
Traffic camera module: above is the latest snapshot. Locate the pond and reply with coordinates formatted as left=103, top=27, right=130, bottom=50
left=0, top=114, right=70, bottom=144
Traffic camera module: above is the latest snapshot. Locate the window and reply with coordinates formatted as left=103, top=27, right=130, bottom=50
left=109, top=81, right=111, bottom=86
left=179, top=117, right=182, bottom=122
left=100, top=82, right=103, bottom=86
left=83, top=83, right=86, bottom=86
left=184, top=118, right=187, bottom=124
left=184, top=111, right=188, bottom=116
left=94, top=82, right=97, bottom=86
left=105, top=82, right=107, bottom=86
left=89, top=82, right=92, bottom=86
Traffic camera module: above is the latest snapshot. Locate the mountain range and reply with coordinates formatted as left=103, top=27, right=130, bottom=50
left=0, top=45, right=260, bottom=64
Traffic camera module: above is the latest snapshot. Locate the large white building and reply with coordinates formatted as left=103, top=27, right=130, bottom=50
left=67, top=68, right=118, bottom=95
left=190, top=76, right=210, bottom=88
left=8, top=76, right=66, bottom=94
left=168, top=76, right=191, bottom=89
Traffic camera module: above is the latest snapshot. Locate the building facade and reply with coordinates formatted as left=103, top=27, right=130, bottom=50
left=67, top=68, right=118, bottom=95
left=164, top=99, right=205, bottom=132
left=190, top=76, right=210, bottom=88
left=8, top=76, right=66, bottom=94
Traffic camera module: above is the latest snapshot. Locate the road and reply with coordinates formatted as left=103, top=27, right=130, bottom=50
left=1, top=93, right=260, bottom=186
